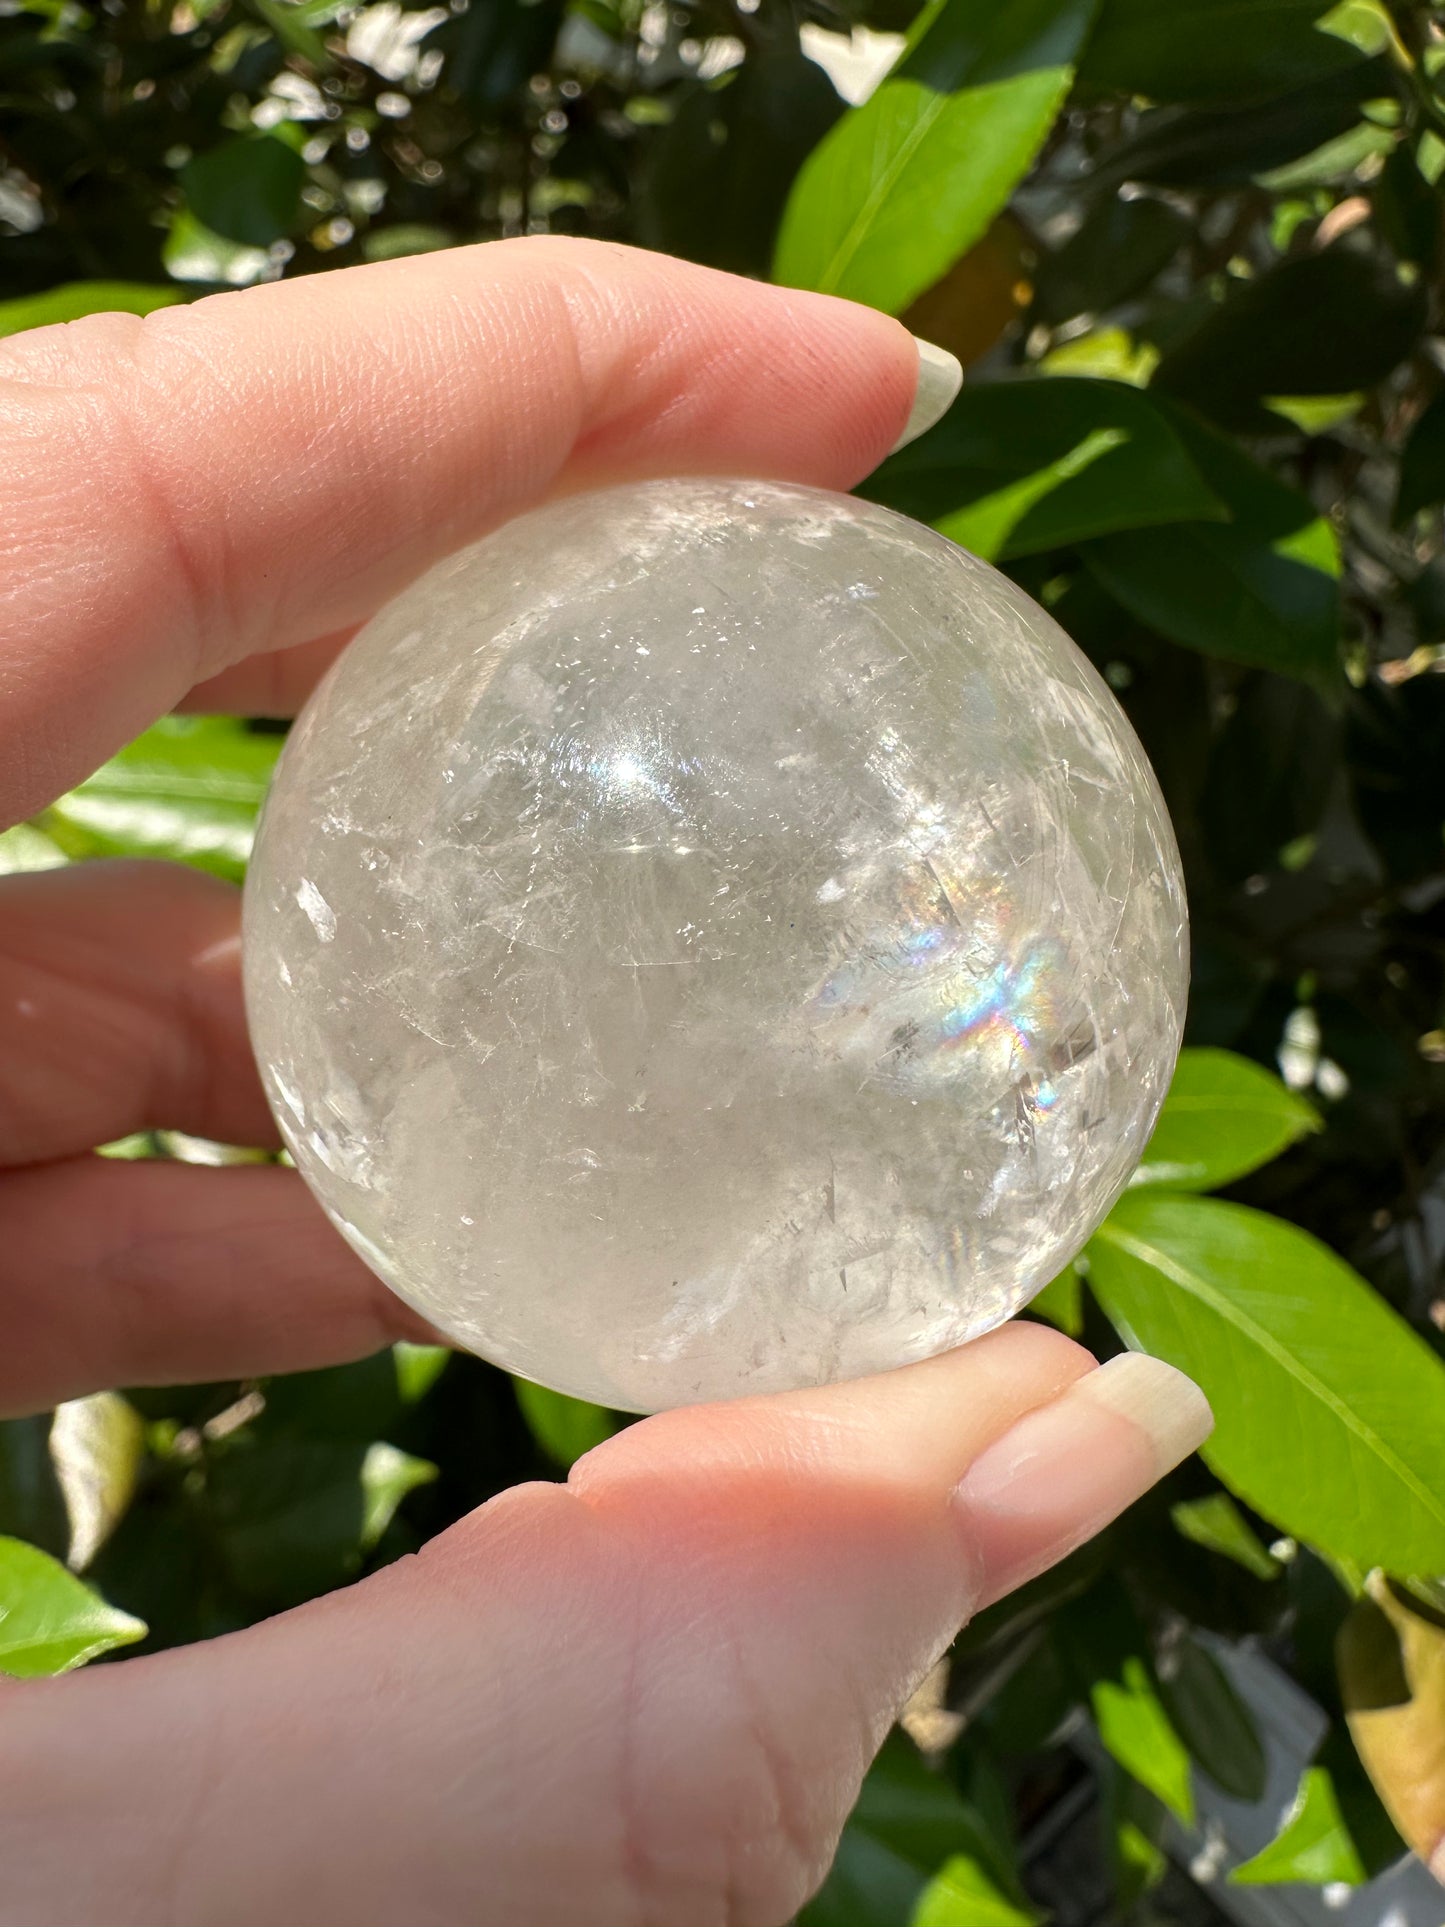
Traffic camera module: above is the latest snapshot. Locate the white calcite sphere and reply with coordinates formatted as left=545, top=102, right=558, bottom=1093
left=244, top=479, right=1187, bottom=1412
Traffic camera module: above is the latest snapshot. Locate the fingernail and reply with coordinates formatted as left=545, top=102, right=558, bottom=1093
left=890, top=338, right=963, bottom=453
left=953, top=1354, right=1213, bottom=1606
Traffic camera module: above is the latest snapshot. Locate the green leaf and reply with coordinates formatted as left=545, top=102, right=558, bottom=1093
left=938, top=428, right=1125, bottom=560
left=1030, top=1263, right=1083, bottom=1335
left=912, top=1855, right=1040, bottom=1927
left=1152, top=250, right=1427, bottom=435
left=0, top=280, right=184, bottom=339
left=801, top=1733, right=1037, bottom=1927
left=865, top=377, right=1228, bottom=556
left=1396, top=388, right=1445, bottom=523
left=1082, top=404, right=1341, bottom=682
left=0, top=1535, right=146, bottom=1677
left=250, top=0, right=333, bottom=66
left=513, top=1378, right=617, bottom=1467
left=1080, top=0, right=1366, bottom=104
left=0, top=824, right=67, bottom=875
left=1157, top=1633, right=1267, bottom=1801
left=181, top=132, right=305, bottom=248
left=1093, top=1654, right=1196, bottom=1821
left=773, top=0, right=1095, bottom=314
left=1089, top=1191, right=1445, bottom=1571
left=393, top=1342, right=450, bottom=1404
left=359, top=1442, right=437, bottom=1547
left=207, top=1435, right=435, bottom=1606
left=1230, top=1764, right=1367, bottom=1885
left=1170, top=1492, right=1283, bottom=1581
left=1133, top=1047, right=1319, bottom=1190
left=41, top=717, right=282, bottom=881
left=163, top=209, right=274, bottom=288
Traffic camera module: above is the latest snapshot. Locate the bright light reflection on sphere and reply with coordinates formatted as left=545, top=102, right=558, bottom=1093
left=243, top=479, right=1187, bottom=1413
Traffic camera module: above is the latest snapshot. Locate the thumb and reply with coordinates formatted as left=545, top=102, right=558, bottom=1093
left=0, top=1324, right=1209, bottom=1927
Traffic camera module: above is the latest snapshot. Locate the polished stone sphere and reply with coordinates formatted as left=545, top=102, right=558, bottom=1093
left=243, top=479, right=1187, bottom=1412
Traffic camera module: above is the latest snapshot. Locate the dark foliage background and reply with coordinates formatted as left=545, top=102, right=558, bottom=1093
left=4, top=0, right=1445, bottom=1916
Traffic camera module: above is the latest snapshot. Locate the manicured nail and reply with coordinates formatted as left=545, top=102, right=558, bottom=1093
left=953, top=1354, right=1213, bottom=1606
left=890, top=337, right=963, bottom=453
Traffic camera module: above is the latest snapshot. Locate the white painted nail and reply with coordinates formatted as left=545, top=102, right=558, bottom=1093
left=891, top=337, right=963, bottom=453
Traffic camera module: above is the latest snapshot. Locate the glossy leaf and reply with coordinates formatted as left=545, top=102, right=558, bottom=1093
left=1156, top=1633, right=1267, bottom=1801
left=1230, top=1765, right=1367, bottom=1885
left=1133, top=1047, right=1319, bottom=1190
left=802, top=1733, right=1035, bottom=1927
left=1080, top=0, right=1365, bottom=105
left=181, top=132, right=305, bottom=248
left=393, top=1343, right=451, bottom=1404
left=513, top=1379, right=617, bottom=1467
left=0, top=280, right=183, bottom=339
left=1170, top=1492, right=1283, bottom=1581
left=1154, top=250, right=1427, bottom=435
left=0, top=824, right=66, bottom=875
left=162, top=210, right=274, bottom=288
left=937, top=428, right=1124, bottom=560
left=359, top=1442, right=437, bottom=1547
left=0, top=1535, right=146, bottom=1677
left=42, top=717, right=282, bottom=882
left=866, top=377, right=1228, bottom=556
left=1030, top=1264, right=1083, bottom=1335
left=1089, top=1192, right=1445, bottom=1570
left=1093, top=1654, right=1195, bottom=1821
left=1082, top=404, right=1341, bottom=682
left=207, top=1435, right=436, bottom=1605
left=773, top=0, right=1093, bottom=314
left=912, top=1856, right=1040, bottom=1927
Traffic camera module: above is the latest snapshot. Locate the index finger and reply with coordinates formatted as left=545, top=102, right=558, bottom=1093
left=0, top=238, right=926, bottom=825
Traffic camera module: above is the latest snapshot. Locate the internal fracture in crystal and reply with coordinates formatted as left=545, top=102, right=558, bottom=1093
left=243, top=479, right=1188, bottom=1412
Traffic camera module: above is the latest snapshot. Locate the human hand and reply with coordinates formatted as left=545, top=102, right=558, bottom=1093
left=0, top=239, right=1212, bottom=1927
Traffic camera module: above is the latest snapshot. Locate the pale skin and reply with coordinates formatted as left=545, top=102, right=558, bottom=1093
left=0, top=239, right=1213, bottom=1927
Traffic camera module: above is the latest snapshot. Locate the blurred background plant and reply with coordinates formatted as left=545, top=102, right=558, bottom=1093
left=5, top=0, right=1445, bottom=1917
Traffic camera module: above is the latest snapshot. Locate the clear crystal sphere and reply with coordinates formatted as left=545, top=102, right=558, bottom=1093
left=244, top=479, right=1187, bottom=1412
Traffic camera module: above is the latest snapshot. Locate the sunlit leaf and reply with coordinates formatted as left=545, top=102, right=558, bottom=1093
left=513, top=1379, right=617, bottom=1467
left=1030, top=1264, right=1083, bottom=1336
left=1231, top=1764, right=1367, bottom=1885
left=774, top=0, right=1094, bottom=314
left=867, top=377, right=1228, bottom=556
left=0, top=280, right=183, bottom=339
left=1133, top=1048, right=1320, bottom=1191
left=42, top=717, right=282, bottom=881
left=1170, top=1492, right=1283, bottom=1581
left=1090, top=1193, right=1445, bottom=1570
left=0, top=1535, right=146, bottom=1677
left=1093, top=1654, right=1195, bottom=1822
